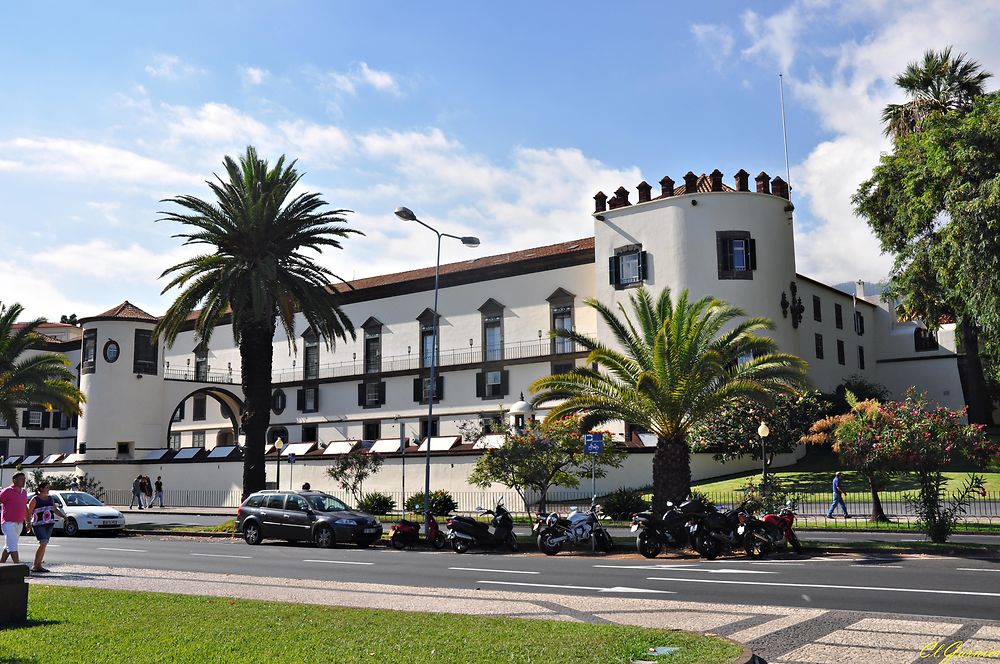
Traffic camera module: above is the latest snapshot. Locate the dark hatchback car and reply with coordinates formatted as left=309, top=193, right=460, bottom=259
left=237, top=491, right=382, bottom=548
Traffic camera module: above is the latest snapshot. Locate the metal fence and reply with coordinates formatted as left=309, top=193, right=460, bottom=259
left=104, top=488, right=243, bottom=509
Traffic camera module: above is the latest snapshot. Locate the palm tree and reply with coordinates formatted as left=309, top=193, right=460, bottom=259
left=529, top=287, right=808, bottom=515
left=881, top=47, right=991, bottom=138
left=0, top=302, right=85, bottom=436
left=155, top=146, right=361, bottom=498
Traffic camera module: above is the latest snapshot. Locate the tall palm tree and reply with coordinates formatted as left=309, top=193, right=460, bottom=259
left=881, top=47, right=991, bottom=138
left=529, top=287, right=808, bottom=515
left=155, top=146, right=361, bottom=498
left=0, top=302, right=85, bottom=436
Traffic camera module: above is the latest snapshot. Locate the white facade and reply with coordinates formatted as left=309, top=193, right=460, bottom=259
left=3, top=169, right=970, bottom=494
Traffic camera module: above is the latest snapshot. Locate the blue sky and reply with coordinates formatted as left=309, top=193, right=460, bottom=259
left=3, top=1, right=999, bottom=320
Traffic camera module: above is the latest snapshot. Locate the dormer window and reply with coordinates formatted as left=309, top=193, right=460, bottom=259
left=303, top=329, right=319, bottom=380
left=609, top=244, right=647, bottom=289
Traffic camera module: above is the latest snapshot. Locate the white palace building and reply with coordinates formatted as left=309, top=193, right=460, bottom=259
left=0, top=169, right=968, bottom=504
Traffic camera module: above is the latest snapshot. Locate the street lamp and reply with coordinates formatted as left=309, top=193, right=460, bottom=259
left=394, top=206, right=480, bottom=534
left=757, top=422, right=770, bottom=483
left=274, top=437, right=284, bottom=490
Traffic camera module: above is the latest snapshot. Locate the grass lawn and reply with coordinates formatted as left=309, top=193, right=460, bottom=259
left=691, top=448, right=1000, bottom=495
left=0, top=586, right=743, bottom=664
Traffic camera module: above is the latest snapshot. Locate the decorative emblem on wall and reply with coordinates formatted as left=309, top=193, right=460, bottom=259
left=786, top=281, right=805, bottom=328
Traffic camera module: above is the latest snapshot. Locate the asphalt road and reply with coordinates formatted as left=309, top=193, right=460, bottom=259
left=20, top=532, right=1000, bottom=623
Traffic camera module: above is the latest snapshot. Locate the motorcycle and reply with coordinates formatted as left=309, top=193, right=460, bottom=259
left=389, top=511, right=446, bottom=550
left=536, top=501, right=613, bottom=555
left=632, top=498, right=711, bottom=559
left=740, top=501, right=801, bottom=558
left=686, top=499, right=753, bottom=560
left=446, top=499, right=518, bottom=554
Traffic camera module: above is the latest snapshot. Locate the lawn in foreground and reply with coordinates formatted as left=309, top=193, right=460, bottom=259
left=0, top=586, right=742, bottom=664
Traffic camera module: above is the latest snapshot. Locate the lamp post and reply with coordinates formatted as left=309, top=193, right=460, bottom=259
left=394, top=206, right=479, bottom=534
left=757, top=422, right=770, bottom=484
left=275, top=437, right=284, bottom=490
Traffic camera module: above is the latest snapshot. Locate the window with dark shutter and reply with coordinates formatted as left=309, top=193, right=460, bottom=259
left=360, top=381, right=382, bottom=408
left=362, top=317, right=383, bottom=374
left=834, top=303, right=843, bottom=329
left=193, top=395, right=207, bottom=421
left=814, top=333, right=824, bottom=360
left=914, top=328, right=939, bottom=352
left=194, top=344, right=208, bottom=381
left=854, top=311, right=865, bottom=335
left=302, top=387, right=319, bottom=413
left=172, top=401, right=185, bottom=422
left=302, top=425, right=318, bottom=443
left=716, top=231, right=755, bottom=280
left=363, top=421, right=380, bottom=442
left=134, top=329, right=158, bottom=375
left=303, top=329, right=319, bottom=380
left=82, top=329, right=96, bottom=374
left=813, top=295, right=822, bottom=322
left=41, top=411, right=50, bottom=429
left=296, top=389, right=305, bottom=411
left=837, top=340, right=845, bottom=365
left=610, top=244, right=646, bottom=289
left=858, top=345, right=865, bottom=370
left=26, top=439, right=44, bottom=457
left=416, top=376, right=444, bottom=404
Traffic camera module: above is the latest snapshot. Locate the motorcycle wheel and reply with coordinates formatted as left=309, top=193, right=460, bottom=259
left=636, top=530, right=661, bottom=559
left=390, top=534, right=407, bottom=550
left=432, top=533, right=447, bottom=550
left=506, top=532, right=520, bottom=553
left=695, top=534, right=721, bottom=560
left=745, top=536, right=767, bottom=559
left=452, top=538, right=470, bottom=554
left=596, top=529, right=614, bottom=553
left=789, top=533, right=802, bottom=555
left=538, top=530, right=562, bottom=556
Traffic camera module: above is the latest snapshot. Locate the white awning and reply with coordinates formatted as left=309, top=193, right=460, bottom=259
left=281, top=442, right=316, bottom=457
left=323, top=441, right=358, bottom=455
left=41, top=454, right=64, bottom=464
left=368, top=438, right=409, bottom=454
left=472, top=434, right=506, bottom=450
left=638, top=433, right=658, bottom=448
left=417, top=436, right=460, bottom=452
left=61, top=453, right=82, bottom=464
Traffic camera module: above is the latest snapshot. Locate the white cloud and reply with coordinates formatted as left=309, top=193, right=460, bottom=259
left=30, top=240, right=198, bottom=284
left=164, top=102, right=271, bottom=147
left=278, top=120, right=353, bottom=165
left=0, top=258, right=103, bottom=321
left=240, top=66, right=270, bottom=86
left=691, top=24, right=735, bottom=70
left=324, top=62, right=402, bottom=96
left=145, top=54, right=204, bottom=80
left=741, top=5, right=801, bottom=73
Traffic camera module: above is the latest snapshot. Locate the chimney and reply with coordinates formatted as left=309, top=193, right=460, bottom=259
left=755, top=171, right=770, bottom=194
left=683, top=171, right=698, bottom=193
left=855, top=280, right=866, bottom=299
left=636, top=181, right=652, bottom=203
left=659, top=176, right=674, bottom=197
left=709, top=169, right=724, bottom=192
left=771, top=176, right=789, bottom=199
left=734, top=169, right=750, bottom=192
left=594, top=191, right=607, bottom=213
left=614, top=186, right=631, bottom=206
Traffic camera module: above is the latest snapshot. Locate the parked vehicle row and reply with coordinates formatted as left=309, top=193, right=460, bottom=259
left=234, top=489, right=801, bottom=561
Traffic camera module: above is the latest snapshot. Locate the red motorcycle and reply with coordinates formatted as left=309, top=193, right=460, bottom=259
left=739, top=501, right=801, bottom=558
left=389, top=513, right=446, bottom=550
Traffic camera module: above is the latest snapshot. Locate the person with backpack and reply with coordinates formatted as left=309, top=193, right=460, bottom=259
left=27, top=480, right=65, bottom=573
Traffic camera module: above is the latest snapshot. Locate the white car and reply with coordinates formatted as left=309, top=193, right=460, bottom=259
left=42, top=491, right=126, bottom=537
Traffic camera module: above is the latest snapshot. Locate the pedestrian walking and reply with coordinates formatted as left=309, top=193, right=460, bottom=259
left=27, top=481, right=65, bottom=573
left=69, top=477, right=80, bottom=491
left=826, top=471, right=850, bottom=518
left=142, top=476, right=153, bottom=508
left=130, top=475, right=144, bottom=510
left=0, top=471, right=29, bottom=566
left=301, top=482, right=311, bottom=491
left=153, top=476, right=164, bottom=508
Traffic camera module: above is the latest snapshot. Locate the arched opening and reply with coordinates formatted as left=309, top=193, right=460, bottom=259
left=165, top=387, right=243, bottom=450
left=267, top=427, right=289, bottom=445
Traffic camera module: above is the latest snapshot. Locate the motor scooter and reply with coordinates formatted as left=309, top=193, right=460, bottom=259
left=740, top=501, right=801, bottom=558
left=536, top=501, right=613, bottom=555
left=389, top=511, right=446, bottom=550
left=446, top=499, right=518, bottom=554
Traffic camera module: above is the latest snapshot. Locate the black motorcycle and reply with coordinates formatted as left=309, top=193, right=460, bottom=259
left=536, top=501, right=613, bottom=555
left=446, top=499, right=518, bottom=554
left=686, top=499, right=753, bottom=560
left=632, top=498, right=711, bottom=559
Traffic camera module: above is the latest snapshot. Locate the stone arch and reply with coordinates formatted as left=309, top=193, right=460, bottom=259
left=165, top=387, right=243, bottom=447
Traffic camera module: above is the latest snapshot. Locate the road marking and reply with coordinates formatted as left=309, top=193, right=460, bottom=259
left=449, top=567, right=539, bottom=575
left=593, top=564, right=701, bottom=570
left=98, top=547, right=147, bottom=553
left=302, top=559, right=374, bottom=566
left=751, top=562, right=805, bottom=566
left=802, top=537, right=846, bottom=541
left=190, top=553, right=252, bottom=559
left=645, top=576, right=1000, bottom=598
left=900, top=539, right=927, bottom=542
left=476, top=580, right=674, bottom=594
left=957, top=567, right=1000, bottom=572
left=593, top=563, right=776, bottom=574
left=850, top=564, right=902, bottom=568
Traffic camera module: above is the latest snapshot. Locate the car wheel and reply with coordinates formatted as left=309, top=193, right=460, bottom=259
left=636, top=530, right=661, bottom=559
left=243, top=521, right=262, bottom=546
left=451, top=538, right=470, bottom=554
left=390, top=534, right=407, bottom=550
left=538, top=529, right=562, bottom=556
left=314, top=525, right=335, bottom=549
left=432, top=533, right=447, bottom=550
left=63, top=518, right=80, bottom=538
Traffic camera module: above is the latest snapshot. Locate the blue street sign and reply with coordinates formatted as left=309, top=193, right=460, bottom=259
left=583, top=433, right=604, bottom=455
left=287, top=453, right=296, bottom=464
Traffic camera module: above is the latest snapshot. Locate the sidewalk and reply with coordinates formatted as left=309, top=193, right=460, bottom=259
left=28, top=565, right=1000, bottom=664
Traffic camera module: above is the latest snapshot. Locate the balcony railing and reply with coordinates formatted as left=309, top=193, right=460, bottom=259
left=164, top=367, right=238, bottom=384
left=271, top=335, right=592, bottom=384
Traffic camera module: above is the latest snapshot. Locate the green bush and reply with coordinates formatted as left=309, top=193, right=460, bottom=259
left=601, top=488, right=648, bottom=520
left=357, top=492, right=396, bottom=515
left=405, top=490, right=458, bottom=516
left=740, top=475, right=799, bottom=514
left=686, top=490, right=717, bottom=513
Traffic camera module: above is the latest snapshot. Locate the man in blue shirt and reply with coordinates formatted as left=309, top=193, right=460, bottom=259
left=826, top=471, right=850, bottom=518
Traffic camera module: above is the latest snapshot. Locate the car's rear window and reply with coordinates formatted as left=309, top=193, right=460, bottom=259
left=245, top=495, right=264, bottom=508
left=265, top=494, right=285, bottom=509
